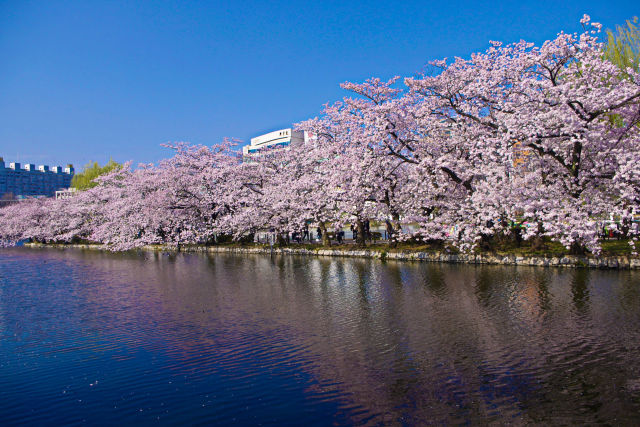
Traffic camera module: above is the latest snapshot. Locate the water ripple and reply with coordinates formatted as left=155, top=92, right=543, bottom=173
left=1, top=249, right=640, bottom=424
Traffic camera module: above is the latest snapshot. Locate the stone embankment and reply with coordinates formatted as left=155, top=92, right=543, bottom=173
left=24, top=242, right=640, bottom=269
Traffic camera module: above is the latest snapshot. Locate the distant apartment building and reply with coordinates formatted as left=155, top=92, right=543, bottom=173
left=242, top=128, right=309, bottom=159
left=0, top=157, right=74, bottom=198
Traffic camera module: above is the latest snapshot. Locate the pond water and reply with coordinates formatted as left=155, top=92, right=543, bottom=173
left=1, top=248, right=639, bottom=425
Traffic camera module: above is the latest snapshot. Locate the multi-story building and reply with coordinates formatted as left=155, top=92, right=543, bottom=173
left=0, top=157, right=74, bottom=198
left=242, top=128, right=308, bottom=159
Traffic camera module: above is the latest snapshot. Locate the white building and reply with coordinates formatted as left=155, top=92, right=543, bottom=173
left=55, top=187, right=78, bottom=200
left=242, top=128, right=308, bottom=158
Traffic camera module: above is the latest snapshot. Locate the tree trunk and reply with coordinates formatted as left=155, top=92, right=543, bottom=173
left=569, top=241, right=586, bottom=255
left=320, top=222, right=331, bottom=247
left=386, top=211, right=402, bottom=246
left=356, top=218, right=366, bottom=247
left=385, top=219, right=395, bottom=246
left=511, top=225, right=523, bottom=247
left=621, top=216, right=630, bottom=239
left=531, top=220, right=545, bottom=250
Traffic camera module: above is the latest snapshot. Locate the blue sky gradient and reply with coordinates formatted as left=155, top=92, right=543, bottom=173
left=0, top=0, right=637, bottom=169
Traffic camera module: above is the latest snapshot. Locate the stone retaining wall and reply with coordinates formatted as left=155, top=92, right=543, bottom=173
left=23, top=243, right=640, bottom=269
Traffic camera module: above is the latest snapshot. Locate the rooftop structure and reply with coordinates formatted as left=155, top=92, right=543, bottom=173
left=242, top=128, right=308, bottom=159
left=0, top=157, right=74, bottom=198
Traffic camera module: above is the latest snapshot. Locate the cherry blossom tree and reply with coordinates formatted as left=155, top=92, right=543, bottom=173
left=1, top=16, right=638, bottom=255
left=404, top=15, right=640, bottom=252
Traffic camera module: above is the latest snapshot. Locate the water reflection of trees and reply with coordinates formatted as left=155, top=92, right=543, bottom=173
left=571, top=269, right=591, bottom=314
left=27, top=249, right=640, bottom=424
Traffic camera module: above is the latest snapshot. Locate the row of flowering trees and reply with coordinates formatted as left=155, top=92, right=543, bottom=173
left=1, top=16, right=639, bottom=253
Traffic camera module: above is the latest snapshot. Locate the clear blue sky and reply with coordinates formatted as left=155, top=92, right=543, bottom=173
left=0, top=0, right=637, bottom=170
